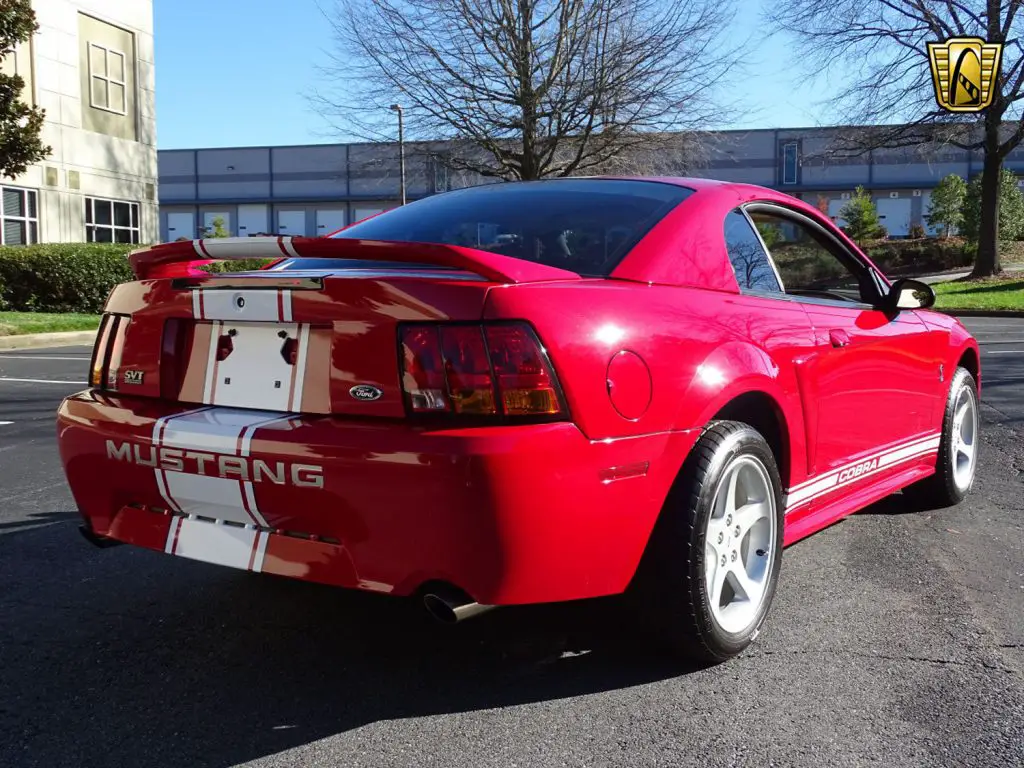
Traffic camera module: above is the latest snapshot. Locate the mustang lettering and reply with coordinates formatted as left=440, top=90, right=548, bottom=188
left=105, top=440, right=324, bottom=487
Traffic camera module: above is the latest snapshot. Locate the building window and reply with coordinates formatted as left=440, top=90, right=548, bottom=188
left=88, top=42, right=127, bottom=115
left=782, top=142, right=799, bottom=185
left=85, top=198, right=140, bottom=243
left=1, top=187, right=38, bottom=245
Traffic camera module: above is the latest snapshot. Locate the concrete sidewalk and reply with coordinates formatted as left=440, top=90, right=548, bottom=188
left=0, top=330, right=98, bottom=351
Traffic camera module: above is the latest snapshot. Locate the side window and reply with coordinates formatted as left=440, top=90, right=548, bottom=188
left=724, top=210, right=781, bottom=293
left=747, top=209, right=874, bottom=305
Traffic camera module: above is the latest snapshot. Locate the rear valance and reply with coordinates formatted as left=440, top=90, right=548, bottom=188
left=128, top=236, right=582, bottom=284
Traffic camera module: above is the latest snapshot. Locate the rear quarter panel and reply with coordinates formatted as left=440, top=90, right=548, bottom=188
left=483, top=282, right=816, bottom=488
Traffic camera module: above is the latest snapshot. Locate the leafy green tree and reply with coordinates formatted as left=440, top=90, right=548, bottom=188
left=961, top=168, right=1024, bottom=244
left=756, top=222, right=783, bottom=248
left=205, top=216, right=230, bottom=238
left=0, top=1, right=50, bottom=178
left=926, top=174, right=967, bottom=239
left=837, top=186, right=882, bottom=244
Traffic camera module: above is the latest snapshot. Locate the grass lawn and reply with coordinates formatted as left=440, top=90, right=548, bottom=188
left=933, top=277, right=1024, bottom=311
left=0, top=311, right=101, bottom=336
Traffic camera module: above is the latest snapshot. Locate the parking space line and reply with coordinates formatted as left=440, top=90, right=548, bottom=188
left=0, top=377, right=84, bottom=385
left=0, top=421, right=11, bottom=426
left=983, top=350, right=1022, bottom=355
left=0, top=355, right=90, bottom=361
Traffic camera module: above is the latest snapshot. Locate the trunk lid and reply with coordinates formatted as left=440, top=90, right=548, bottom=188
left=101, top=266, right=502, bottom=418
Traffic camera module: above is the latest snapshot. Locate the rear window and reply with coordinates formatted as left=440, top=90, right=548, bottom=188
left=322, top=179, right=694, bottom=277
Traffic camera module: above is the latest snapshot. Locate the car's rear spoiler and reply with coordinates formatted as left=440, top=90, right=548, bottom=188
left=128, top=236, right=582, bottom=284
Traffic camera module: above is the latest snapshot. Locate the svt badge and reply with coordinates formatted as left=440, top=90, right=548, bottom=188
left=123, top=370, right=144, bottom=385
left=349, top=384, right=383, bottom=402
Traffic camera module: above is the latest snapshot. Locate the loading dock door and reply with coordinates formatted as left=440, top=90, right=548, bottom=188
left=316, top=209, right=347, bottom=236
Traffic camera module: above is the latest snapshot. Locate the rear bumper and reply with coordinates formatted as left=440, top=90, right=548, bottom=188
left=57, top=391, right=695, bottom=605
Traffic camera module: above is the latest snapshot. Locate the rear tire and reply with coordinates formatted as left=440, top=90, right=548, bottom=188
left=903, top=366, right=979, bottom=509
left=634, top=421, right=784, bottom=664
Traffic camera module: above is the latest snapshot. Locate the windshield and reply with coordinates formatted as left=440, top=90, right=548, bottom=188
left=318, top=178, right=693, bottom=276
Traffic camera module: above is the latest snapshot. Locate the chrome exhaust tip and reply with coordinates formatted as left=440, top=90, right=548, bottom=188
left=422, top=589, right=496, bottom=624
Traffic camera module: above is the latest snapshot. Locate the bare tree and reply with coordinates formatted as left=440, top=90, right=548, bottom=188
left=313, top=0, right=742, bottom=182
left=765, top=1, right=1024, bottom=278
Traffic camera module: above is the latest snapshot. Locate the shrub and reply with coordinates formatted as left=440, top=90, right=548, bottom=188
left=0, top=243, right=135, bottom=312
left=0, top=242, right=277, bottom=313
left=926, top=174, right=967, bottom=238
left=960, top=167, right=1024, bottom=243
left=838, top=186, right=883, bottom=244
left=863, top=237, right=972, bottom=275
left=908, top=223, right=927, bottom=239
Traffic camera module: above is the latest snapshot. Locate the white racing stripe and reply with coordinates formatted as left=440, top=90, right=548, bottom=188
left=164, top=516, right=271, bottom=573
left=153, top=407, right=288, bottom=528
left=785, top=433, right=941, bottom=512
left=288, top=324, right=311, bottom=412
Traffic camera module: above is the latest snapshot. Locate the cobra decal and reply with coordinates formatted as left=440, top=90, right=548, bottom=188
left=837, top=458, right=879, bottom=483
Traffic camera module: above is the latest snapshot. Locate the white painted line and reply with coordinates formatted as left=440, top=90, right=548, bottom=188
left=0, top=377, right=84, bottom=385
left=976, top=339, right=1024, bottom=345
left=0, top=421, right=12, bottom=426
left=983, top=350, right=1022, bottom=355
left=0, top=355, right=90, bottom=360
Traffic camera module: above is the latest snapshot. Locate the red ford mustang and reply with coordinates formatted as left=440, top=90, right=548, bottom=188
left=57, top=177, right=981, bottom=662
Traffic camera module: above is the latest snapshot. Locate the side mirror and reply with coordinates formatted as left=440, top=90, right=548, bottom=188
left=886, top=278, right=935, bottom=312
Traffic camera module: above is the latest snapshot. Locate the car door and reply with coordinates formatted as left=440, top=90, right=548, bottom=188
left=743, top=203, right=943, bottom=481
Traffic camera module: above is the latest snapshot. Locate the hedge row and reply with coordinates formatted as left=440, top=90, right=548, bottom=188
left=0, top=243, right=273, bottom=314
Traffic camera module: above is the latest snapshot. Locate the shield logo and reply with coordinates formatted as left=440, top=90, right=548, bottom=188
left=927, top=37, right=1003, bottom=113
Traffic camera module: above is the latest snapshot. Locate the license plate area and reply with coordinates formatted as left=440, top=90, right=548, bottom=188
left=188, top=320, right=311, bottom=412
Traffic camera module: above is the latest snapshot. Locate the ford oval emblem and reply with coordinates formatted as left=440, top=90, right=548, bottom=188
left=349, top=384, right=383, bottom=402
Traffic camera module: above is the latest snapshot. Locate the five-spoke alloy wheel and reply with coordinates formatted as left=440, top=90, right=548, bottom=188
left=904, top=365, right=979, bottom=508
left=635, top=420, right=784, bottom=663
left=704, top=455, right=778, bottom=635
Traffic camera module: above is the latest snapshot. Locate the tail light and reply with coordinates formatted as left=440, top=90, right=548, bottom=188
left=399, top=322, right=566, bottom=420
left=89, top=313, right=129, bottom=390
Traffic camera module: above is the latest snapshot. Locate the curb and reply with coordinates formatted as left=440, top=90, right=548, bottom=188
left=0, top=330, right=98, bottom=350
left=939, top=309, right=1024, bottom=318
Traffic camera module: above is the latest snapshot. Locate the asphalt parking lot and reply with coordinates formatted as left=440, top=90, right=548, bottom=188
left=0, top=318, right=1022, bottom=768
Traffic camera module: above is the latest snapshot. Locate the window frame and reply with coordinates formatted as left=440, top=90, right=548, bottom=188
left=88, top=42, right=128, bottom=115
left=84, top=197, right=141, bottom=244
left=739, top=201, right=889, bottom=310
left=0, top=186, right=39, bottom=246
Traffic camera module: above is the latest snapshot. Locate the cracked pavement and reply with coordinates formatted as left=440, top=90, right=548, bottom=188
left=0, top=324, right=1022, bottom=768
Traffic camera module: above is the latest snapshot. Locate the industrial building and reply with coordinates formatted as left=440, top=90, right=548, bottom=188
left=0, top=0, right=158, bottom=245
left=158, top=128, right=1024, bottom=244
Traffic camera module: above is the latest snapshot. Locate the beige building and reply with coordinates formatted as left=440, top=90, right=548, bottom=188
left=0, top=0, right=157, bottom=245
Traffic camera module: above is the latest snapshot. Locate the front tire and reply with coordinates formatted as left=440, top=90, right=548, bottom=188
left=904, top=366, right=979, bottom=508
left=635, top=421, right=784, bottom=663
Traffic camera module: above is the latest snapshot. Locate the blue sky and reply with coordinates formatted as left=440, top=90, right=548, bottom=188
left=154, top=0, right=833, bottom=149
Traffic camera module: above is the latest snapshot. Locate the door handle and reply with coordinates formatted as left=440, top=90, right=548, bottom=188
left=829, top=329, right=850, bottom=348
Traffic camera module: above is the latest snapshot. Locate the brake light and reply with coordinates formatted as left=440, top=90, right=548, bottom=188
left=89, top=315, right=114, bottom=387
left=485, top=324, right=561, bottom=415
left=399, top=322, right=565, bottom=419
left=89, top=313, right=130, bottom=390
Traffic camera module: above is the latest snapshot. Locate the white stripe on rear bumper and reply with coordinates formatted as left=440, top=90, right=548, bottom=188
left=153, top=408, right=287, bottom=527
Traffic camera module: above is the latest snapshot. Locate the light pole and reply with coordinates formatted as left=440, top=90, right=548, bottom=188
left=390, top=104, right=406, bottom=205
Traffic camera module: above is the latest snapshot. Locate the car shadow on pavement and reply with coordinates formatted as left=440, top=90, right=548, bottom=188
left=0, top=521, right=698, bottom=768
